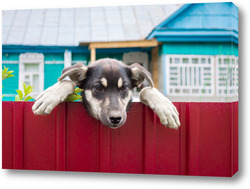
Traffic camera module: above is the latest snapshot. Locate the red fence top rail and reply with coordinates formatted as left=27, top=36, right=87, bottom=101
left=2, top=101, right=238, bottom=177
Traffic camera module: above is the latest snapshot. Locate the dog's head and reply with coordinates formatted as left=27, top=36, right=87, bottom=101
left=58, top=58, right=153, bottom=129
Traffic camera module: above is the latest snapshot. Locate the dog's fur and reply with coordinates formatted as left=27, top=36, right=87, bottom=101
left=32, top=58, right=180, bottom=129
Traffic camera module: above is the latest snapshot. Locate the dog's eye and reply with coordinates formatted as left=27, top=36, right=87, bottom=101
left=94, top=85, right=103, bottom=92
left=120, top=84, right=128, bottom=91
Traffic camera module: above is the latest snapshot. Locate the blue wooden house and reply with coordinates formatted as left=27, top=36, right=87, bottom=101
left=2, top=2, right=238, bottom=102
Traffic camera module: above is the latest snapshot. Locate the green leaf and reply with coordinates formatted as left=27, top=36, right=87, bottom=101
left=24, top=96, right=34, bottom=101
left=15, top=95, right=21, bottom=101
left=2, top=67, right=14, bottom=80
left=26, top=85, right=34, bottom=92
left=5, top=74, right=14, bottom=79
left=23, top=82, right=27, bottom=92
left=24, top=84, right=34, bottom=97
left=16, top=90, right=23, bottom=100
left=65, top=94, right=82, bottom=102
left=74, top=87, right=84, bottom=94
left=66, top=95, right=78, bottom=102
left=3, top=67, right=7, bottom=75
left=27, top=89, right=34, bottom=96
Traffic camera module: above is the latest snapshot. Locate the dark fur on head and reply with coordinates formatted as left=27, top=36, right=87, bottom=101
left=59, top=58, right=153, bottom=128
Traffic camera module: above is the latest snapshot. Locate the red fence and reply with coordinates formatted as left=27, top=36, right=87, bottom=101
left=2, top=101, right=238, bottom=177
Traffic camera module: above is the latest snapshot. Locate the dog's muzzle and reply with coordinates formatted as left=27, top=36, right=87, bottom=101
left=99, top=109, right=127, bottom=129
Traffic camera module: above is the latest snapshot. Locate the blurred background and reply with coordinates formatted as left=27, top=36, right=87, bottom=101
left=1, top=2, right=238, bottom=102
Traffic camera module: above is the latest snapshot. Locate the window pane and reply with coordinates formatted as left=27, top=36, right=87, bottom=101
left=24, top=75, right=30, bottom=86
left=192, top=58, right=198, bottom=64
left=25, top=63, right=39, bottom=72
left=183, top=58, right=189, bottom=64
left=33, top=75, right=39, bottom=93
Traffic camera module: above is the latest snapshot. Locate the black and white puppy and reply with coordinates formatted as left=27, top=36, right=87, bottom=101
left=32, top=58, right=180, bottom=129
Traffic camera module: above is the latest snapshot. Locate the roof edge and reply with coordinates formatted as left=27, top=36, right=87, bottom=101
left=146, top=4, right=192, bottom=40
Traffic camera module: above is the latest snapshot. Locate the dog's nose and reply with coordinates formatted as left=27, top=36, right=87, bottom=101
left=109, top=117, right=122, bottom=125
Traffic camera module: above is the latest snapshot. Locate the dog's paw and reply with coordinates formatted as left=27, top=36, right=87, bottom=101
left=153, top=99, right=180, bottom=129
left=32, top=91, right=61, bottom=115
left=139, top=87, right=180, bottom=129
left=32, top=80, right=75, bottom=115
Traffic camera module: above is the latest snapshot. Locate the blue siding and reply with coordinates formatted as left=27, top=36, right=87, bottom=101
left=166, top=3, right=238, bottom=31
left=147, top=2, right=238, bottom=43
left=2, top=64, right=19, bottom=101
left=72, top=53, right=88, bottom=61
left=2, top=63, right=64, bottom=101
left=44, top=64, right=64, bottom=89
left=2, top=53, right=19, bottom=61
left=44, top=53, right=64, bottom=61
left=2, top=45, right=90, bottom=53
left=162, top=42, right=238, bottom=56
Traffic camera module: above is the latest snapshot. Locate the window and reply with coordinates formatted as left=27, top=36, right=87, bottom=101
left=165, top=55, right=215, bottom=96
left=19, top=53, right=44, bottom=97
left=216, top=55, right=238, bottom=96
left=164, top=55, right=238, bottom=99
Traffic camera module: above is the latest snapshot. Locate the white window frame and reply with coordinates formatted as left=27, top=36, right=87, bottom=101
left=165, top=55, right=215, bottom=97
left=64, top=50, right=72, bottom=68
left=216, top=55, right=238, bottom=97
left=19, top=53, right=44, bottom=97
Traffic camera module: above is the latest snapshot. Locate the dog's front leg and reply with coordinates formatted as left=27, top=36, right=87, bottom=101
left=139, top=87, right=180, bottom=129
left=32, top=80, right=75, bottom=115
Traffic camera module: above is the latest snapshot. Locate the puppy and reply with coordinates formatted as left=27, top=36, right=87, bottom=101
left=32, top=58, right=180, bottom=129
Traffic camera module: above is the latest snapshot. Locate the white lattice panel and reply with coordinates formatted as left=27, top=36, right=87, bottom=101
left=216, top=56, right=238, bottom=96
left=165, top=55, right=215, bottom=96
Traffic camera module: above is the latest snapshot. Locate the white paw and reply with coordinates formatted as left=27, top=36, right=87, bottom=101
left=32, top=80, right=75, bottom=115
left=32, top=92, right=61, bottom=115
left=153, top=100, right=180, bottom=129
left=139, top=87, right=180, bottom=129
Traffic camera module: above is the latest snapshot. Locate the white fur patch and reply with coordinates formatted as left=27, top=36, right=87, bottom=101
left=32, top=80, right=75, bottom=115
left=139, top=87, right=180, bottom=129
left=118, top=78, right=123, bottom=88
left=101, top=78, right=108, bottom=87
left=84, top=90, right=102, bottom=119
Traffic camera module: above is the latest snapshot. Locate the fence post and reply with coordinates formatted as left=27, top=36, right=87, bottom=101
left=13, top=102, right=24, bottom=169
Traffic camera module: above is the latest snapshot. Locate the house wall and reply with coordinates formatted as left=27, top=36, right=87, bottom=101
left=166, top=3, right=238, bottom=32
left=158, top=42, right=238, bottom=101
left=162, top=42, right=238, bottom=56
left=2, top=49, right=150, bottom=101
left=2, top=52, right=87, bottom=101
left=2, top=53, right=20, bottom=101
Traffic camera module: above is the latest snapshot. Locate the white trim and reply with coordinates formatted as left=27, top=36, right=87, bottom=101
left=45, top=61, right=64, bottom=64
left=2, top=60, right=19, bottom=64
left=64, top=50, right=72, bottom=68
left=2, top=94, right=16, bottom=97
left=19, top=53, right=44, bottom=97
left=40, top=60, right=87, bottom=65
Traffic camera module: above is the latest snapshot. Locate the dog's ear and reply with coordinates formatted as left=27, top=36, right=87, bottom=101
left=129, top=63, right=154, bottom=88
left=58, top=63, right=88, bottom=87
